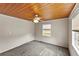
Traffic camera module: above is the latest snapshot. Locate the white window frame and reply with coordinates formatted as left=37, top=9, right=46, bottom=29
left=42, top=24, right=51, bottom=37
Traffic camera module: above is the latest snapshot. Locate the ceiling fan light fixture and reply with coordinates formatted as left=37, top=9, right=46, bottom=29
left=33, top=19, right=39, bottom=23
left=33, top=15, right=40, bottom=23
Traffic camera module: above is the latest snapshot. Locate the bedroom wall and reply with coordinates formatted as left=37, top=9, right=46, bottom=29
left=0, top=14, right=35, bottom=53
left=68, top=18, right=78, bottom=56
left=35, top=18, right=68, bottom=48
left=68, top=3, right=79, bottom=56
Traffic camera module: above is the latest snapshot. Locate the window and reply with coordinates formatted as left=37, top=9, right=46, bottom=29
left=42, top=24, right=51, bottom=37
left=72, top=30, right=79, bottom=55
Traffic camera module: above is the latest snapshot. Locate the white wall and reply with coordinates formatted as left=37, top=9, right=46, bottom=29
left=70, top=14, right=79, bottom=56
left=72, top=14, right=79, bottom=30
left=0, top=14, right=35, bottom=53
left=35, top=18, right=68, bottom=48
left=68, top=18, right=78, bottom=56
left=68, top=3, right=79, bottom=56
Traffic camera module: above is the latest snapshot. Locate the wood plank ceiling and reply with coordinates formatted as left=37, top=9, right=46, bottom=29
left=0, top=3, right=75, bottom=21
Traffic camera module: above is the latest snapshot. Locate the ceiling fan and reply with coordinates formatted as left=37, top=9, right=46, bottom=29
left=33, top=15, right=41, bottom=23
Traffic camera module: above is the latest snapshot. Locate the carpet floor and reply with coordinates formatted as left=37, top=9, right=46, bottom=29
left=0, top=40, right=70, bottom=56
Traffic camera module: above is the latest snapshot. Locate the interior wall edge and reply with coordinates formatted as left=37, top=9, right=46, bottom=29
left=69, top=3, right=79, bottom=19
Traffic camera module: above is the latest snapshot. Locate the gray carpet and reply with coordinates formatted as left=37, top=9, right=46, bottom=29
left=0, top=40, right=70, bottom=56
